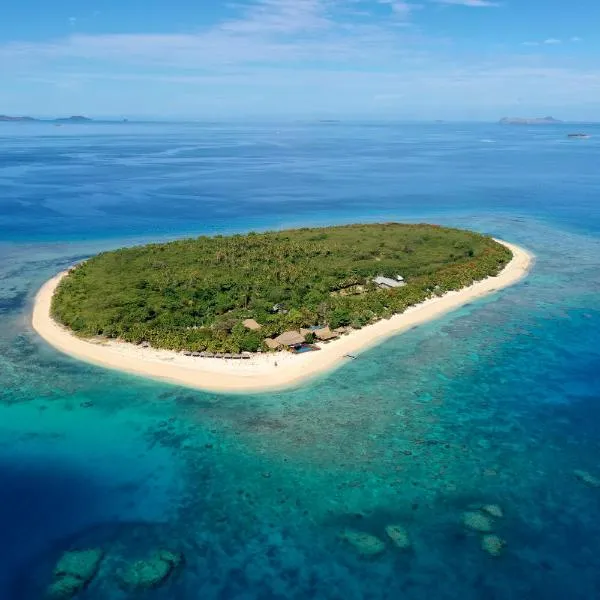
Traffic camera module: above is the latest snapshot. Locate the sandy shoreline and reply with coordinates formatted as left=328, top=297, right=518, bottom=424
left=31, top=240, right=533, bottom=394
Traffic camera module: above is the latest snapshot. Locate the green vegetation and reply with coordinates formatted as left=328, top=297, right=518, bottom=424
left=51, top=223, right=512, bottom=353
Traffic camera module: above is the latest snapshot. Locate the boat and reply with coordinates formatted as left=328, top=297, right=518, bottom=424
left=568, top=133, right=591, bottom=139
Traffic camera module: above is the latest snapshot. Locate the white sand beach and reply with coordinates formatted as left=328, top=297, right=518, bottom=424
left=32, top=240, right=533, bottom=394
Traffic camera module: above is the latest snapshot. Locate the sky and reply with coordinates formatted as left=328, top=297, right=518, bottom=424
left=0, top=0, right=599, bottom=120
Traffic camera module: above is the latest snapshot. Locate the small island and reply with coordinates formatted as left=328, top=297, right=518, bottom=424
left=0, top=114, right=93, bottom=123
left=0, top=115, right=37, bottom=122
left=499, top=116, right=563, bottom=125
left=54, top=115, right=93, bottom=123
left=33, top=224, right=533, bottom=392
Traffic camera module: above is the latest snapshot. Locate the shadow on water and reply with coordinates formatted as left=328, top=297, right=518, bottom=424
left=0, top=455, right=105, bottom=598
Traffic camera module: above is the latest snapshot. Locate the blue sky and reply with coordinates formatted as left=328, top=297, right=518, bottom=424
left=1, top=0, right=598, bottom=120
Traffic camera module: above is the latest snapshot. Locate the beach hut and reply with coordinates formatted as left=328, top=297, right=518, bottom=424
left=264, top=338, right=281, bottom=350
left=273, top=331, right=305, bottom=347
left=315, top=327, right=338, bottom=341
left=242, top=318, right=262, bottom=331
left=334, top=326, right=352, bottom=335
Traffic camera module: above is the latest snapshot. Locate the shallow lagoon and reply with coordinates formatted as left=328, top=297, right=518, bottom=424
left=1, top=122, right=599, bottom=599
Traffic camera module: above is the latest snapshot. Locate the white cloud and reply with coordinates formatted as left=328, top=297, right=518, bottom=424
left=0, top=0, right=596, bottom=118
left=434, top=0, right=500, bottom=6
left=524, top=37, right=583, bottom=47
left=0, top=0, right=422, bottom=71
left=377, top=0, right=421, bottom=17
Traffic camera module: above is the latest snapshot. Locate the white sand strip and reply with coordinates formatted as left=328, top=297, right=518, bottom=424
left=31, top=240, right=534, bottom=394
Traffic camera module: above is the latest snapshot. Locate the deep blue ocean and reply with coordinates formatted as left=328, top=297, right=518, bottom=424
left=1, top=121, right=599, bottom=599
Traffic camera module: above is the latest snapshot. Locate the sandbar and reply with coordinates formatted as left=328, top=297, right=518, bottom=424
left=32, top=240, right=534, bottom=394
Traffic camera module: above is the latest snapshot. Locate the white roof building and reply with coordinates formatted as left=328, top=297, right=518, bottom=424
left=373, top=275, right=406, bottom=289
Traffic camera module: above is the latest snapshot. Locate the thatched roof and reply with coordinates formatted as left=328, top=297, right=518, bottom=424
left=264, top=338, right=282, bottom=350
left=242, top=318, right=262, bottom=331
left=315, top=327, right=338, bottom=341
left=273, top=331, right=305, bottom=346
left=334, top=326, right=352, bottom=334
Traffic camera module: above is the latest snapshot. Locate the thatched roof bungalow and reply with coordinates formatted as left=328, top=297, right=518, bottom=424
left=334, top=326, right=352, bottom=335
left=315, top=327, right=338, bottom=341
left=242, top=318, right=262, bottom=331
left=273, top=331, right=305, bottom=347
left=264, top=338, right=282, bottom=350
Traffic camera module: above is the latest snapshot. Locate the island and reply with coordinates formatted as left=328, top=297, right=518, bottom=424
left=54, top=116, right=93, bottom=123
left=499, top=116, right=563, bottom=125
left=0, top=114, right=94, bottom=123
left=0, top=115, right=37, bottom=122
left=33, top=223, right=533, bottom=393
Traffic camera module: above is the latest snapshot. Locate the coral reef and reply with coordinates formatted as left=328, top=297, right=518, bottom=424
left=119, top=550, right=184, bottom=590
left=481, top=504, right=503, bottom=519
left=462, top=511, right=493, bottom=533
left=574, top=470, right=600, bottom=488
left=482, top=534, right=506, bottom=557
left=384, top=525, right=411, bottom=550
left=340, top=530, right=386, bottom=556
left=46, top=575, right=83, bottom=599
left=47, top=548, right=103, bottom=599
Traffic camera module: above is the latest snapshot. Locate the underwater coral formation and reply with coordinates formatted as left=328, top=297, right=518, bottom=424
left=384, top=525, right=412, bottom=550
left=118, top=549, right=184, bottom=590
left=47, top=548, right=103, bottom=599
left=340, top=530, right=386, bottom=556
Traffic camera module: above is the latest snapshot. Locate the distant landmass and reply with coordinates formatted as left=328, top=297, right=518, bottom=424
left=54, top=116, right=93, bottom=123
left=499, top=116, right=563, bottom=125
left=0, top=115, right=93, bottom=123
left=0, top=115, right=37, bottom=122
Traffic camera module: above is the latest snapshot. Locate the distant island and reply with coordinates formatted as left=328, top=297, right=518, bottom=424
left=499, top=116, right=563, bottom=125
left=0, top=115, right=38, bottom=122
left=55, top=116, right=93, bottom=123
left=0, top=115, right=93, bottom=123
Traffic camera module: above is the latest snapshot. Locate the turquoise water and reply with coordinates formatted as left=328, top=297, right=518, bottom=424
left=1, top=122, right=599, bottom=598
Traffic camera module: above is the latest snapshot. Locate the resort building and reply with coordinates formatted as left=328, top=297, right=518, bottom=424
left=314, top=327, right=338, bottom=341
left=373, top=275, right=406, bottom=289
left=242, top=318, right=262, bottom=331
left=264, top=338, right=282, bottom=350
left=273, top=331, right=305, bottom=347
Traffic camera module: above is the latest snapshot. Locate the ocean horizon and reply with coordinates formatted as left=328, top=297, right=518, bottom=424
left=1, top=122, right=599, bottom=599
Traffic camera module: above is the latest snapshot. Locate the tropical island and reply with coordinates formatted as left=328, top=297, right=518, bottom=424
left=33, top=223, right=533, bottom=392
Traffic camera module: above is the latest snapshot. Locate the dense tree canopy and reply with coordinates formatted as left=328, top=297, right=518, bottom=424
left=52, top=223, right=512, bottom=352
